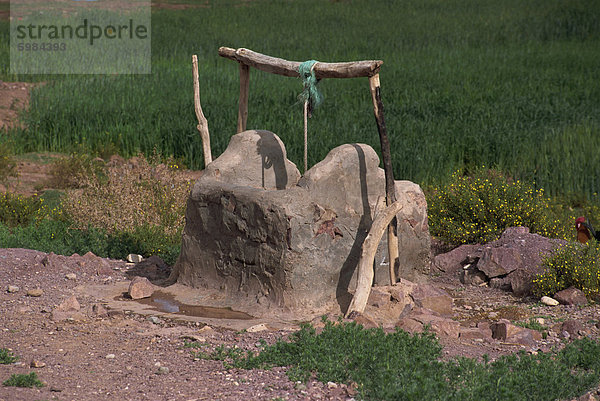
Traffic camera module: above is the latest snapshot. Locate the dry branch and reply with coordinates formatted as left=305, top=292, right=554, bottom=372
left=345, top=201, right=404, bottom=317
left=192, top=55, right=212, bottom=167
left=369, top=73, right=398, bottom=284
left=219, top=47, right=383, bottom=79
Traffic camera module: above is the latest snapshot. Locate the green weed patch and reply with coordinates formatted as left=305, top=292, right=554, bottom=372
left=2, top=372, right=44, bottom=388
left=198, top=320, right=600, bottom=401
left=0, top=348, right=18, bottom=364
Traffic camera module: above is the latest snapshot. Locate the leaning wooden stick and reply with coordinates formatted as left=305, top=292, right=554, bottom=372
left=369, top=73, right=399, bottom=285
left=345, top=201, right=404, bottom=317
left=192, top=55, right=212, bottom=167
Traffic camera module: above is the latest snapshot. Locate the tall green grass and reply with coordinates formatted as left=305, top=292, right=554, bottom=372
left=1, top=0, right=599, bottom=196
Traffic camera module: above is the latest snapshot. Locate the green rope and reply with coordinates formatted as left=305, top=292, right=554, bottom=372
left=298, top=60, right=323, bottom=114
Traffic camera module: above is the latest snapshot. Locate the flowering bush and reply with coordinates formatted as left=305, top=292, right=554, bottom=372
left=0, top=192, right=47, bottom=227
left=533, top=240, right=600, bottom=299
left=427, top=167, right=570, bottom=245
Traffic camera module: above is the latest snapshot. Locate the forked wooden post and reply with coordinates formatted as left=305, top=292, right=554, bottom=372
left=192, top=55, right=212, bottom=167
left=369, top=73, right=399, bottom=285
left=237, top=63, right=250, bottom=133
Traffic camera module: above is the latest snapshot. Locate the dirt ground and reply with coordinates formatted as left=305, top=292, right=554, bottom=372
left=2, top=248, right=600, bottom=401
left=2, top=83, right=600, bottom=400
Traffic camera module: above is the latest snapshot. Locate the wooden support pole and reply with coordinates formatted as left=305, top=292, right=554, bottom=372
left=219, top=47, right=382, bottom=79
left=192, top=55, right=212, bottom=167
left=303, top=101, right=308, bottom=173
left=369, top=73, right=399, bottom=285
left=345, top=201, right=404, bottom=317
left=237, top=63, right=250, bottom=133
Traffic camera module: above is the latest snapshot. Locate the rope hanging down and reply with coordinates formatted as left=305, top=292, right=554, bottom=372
left=298, top=60, right=323, bottom=173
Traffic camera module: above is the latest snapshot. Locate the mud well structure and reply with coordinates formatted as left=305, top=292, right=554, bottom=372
left=170, top=48, right=430, bottom=317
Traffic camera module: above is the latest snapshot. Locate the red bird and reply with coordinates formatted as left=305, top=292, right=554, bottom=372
left=576, top=216, right=600, bottom=243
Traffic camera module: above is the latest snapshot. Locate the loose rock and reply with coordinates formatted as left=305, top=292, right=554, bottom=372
left=27, top=288, right=43, bottom=297
left=128, top=276, right=155, bottom=299
left=554, top=287, right=587, bottom=306
left=541, top=296, right=559, bottom=306
left=7, top=285, right=19, bottom=293
left=30, top=359, right=46, bottom=368
left=65, top=273, right=77, bottom=280
left=127, top=254, right=143, bottom=263
left=246, top=323, right=269, bottom=333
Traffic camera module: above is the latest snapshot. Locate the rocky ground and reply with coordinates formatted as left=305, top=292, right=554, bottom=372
left=1, top=246, right=600, bottom=401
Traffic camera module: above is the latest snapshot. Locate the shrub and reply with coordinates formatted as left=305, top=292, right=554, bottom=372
left=533, top=240, right=600, bottom=299
left=0, top=141, right=17, bottom=186
left=427, top=167, right=570, bottom=245
left=0, top=348, right=18, bottom=364
left=2, top=372, right=44, bottom=388
left=62, top=153, right=190, bottom=237
left=48, top=151, right=106, bottom=189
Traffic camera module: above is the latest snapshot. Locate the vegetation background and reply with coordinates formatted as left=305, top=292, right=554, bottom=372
left=1, top=0, right=599, bottom=197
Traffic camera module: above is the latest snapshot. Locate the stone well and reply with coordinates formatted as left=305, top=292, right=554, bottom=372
left=170, top=130, right=430, bottom=314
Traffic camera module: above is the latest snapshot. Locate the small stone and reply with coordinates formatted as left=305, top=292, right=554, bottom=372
left=65, top=273, right=77, bottom=280
left=27, top=288, right=43, bottom=297
left=327, top=381, right=338, bottom=389
left=560, top=331, right=570, bottom=340
left=148, top=316, right=161, bottom=324
left=127, top=254, right=143, bottom=263
left=245, top=323, right=268, bottom=333
left=535, top=317, right=545, bottom=325
left=55, top=295, right=81, bottom=312
left=156, top=366, right=169, bottom=375
left=128, top=276, right=155, bottom=300
left=91, top=303, right=108, bottom=318
left=541, top=296, right=559, bottom=306
left=554, top=287, right=588, bottom=306
left=490, top=319, right=523, bottom=341
left=295, top=382, right=307, bottom=391
left=7, top=285, right=19, bottom=293
left=351, top=313, right=378, bottom=329
left=105, top=354, right=116, bottom=359
left=561, top=319, right=584, bottom=338
left=30, top=359, right=46, bottom=368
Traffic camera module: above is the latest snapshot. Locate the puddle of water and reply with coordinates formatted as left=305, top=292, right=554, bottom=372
left=117, top=291, right=254, bottom=320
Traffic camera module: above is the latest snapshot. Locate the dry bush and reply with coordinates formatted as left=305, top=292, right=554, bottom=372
left=63, top=154, right=191, bottom=236
left=48, top=152, right=106, bottom=189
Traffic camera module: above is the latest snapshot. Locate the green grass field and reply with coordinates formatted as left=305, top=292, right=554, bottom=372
left=1, top=0, right=599, bottom=196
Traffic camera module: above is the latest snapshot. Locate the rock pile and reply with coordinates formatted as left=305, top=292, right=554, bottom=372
left=434, top=227, right=565, bottom=296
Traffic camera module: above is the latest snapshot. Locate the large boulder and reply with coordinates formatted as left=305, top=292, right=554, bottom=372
left=171, top=130, right=430, bottom=313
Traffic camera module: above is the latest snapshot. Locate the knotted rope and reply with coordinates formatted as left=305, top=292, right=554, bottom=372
left=298, top=60, right=322, bottom=173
